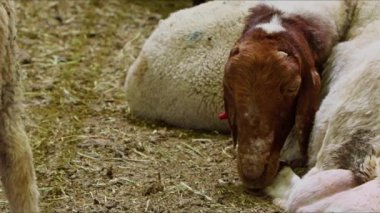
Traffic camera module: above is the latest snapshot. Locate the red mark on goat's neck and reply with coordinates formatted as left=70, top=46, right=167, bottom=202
left=218, top=112, right=228, bottom=120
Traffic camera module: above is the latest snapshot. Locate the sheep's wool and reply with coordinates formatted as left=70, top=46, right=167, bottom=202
left=283, top=2, right=380, bottom=211
left=125, top=1, right=257, bottom=132
left=125, top=0, right=346, bottom=132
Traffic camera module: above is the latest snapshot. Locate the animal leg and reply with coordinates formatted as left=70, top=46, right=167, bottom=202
left=0, top=121, right=39, bottom=213
left=297, top=179, right=380, bottom=212
left=287, top=168, right=357, bottom=212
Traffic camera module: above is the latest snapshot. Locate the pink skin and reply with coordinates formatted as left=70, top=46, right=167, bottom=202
left=297, top=179, right=380, bottom=212
left=287, top=168, right=358, bottom=212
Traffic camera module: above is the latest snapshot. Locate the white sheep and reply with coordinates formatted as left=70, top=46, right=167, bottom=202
left=124, top=1, right=347, bottom=132
left=125, top=1, right=256, bottom=132
left=290, top=24, right=380, bottom=213
left=0, top=0, right=39, bottom=212
left=267, top=2, right=380, bottom=211
left=307, top=0, right=380, bottom=167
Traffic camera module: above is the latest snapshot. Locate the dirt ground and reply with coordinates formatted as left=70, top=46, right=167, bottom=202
left=0, top=1, right=281, bottom=212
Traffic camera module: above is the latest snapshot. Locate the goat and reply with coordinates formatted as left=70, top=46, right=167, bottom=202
left=223, top=1, right=345, bottom=189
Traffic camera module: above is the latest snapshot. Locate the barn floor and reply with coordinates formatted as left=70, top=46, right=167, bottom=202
left=0, top=1, right=281, bottom=212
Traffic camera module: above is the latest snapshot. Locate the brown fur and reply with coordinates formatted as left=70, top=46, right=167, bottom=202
left=223, top=4, right=336, bottom=189
left=0, top=0, right=39, bottom=212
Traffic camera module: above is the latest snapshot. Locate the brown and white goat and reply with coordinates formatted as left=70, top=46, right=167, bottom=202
left=0, top=0, right=39, bottom=212
left=223, top=2, right=343, bottom=189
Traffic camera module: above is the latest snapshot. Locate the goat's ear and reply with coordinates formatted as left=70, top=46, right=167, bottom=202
left=228, top=109, right=238, bottom=148
left=223, top=84, right=238, bottom=148
left=295, top=67, right=321, bottom=160
left=301, top=18, right=333, bottom=65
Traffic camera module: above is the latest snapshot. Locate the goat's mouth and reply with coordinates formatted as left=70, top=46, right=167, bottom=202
left=237, top=149, right=281, bottom=189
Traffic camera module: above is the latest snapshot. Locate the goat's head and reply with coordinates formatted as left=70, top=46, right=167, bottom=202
left=223, top=8, right=323, bottom=189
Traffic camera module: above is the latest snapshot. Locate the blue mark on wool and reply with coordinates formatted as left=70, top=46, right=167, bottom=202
left=188, top=31, right=203, bottom=41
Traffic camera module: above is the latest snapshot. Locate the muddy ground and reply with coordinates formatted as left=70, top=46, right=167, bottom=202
left=0, top=1, right=281, bottom=212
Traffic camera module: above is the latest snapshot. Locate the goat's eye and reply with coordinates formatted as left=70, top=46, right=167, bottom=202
left=285, top=86, right=299, bottom=95
left=283, top=76, right=301, bottom=96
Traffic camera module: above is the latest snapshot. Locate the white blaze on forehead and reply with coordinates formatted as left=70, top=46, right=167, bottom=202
left=255, top=15, right=285, bottom=34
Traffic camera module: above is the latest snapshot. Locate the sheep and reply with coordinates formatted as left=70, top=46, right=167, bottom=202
left=125, top=1, right=349, bottom=133
left=307, top=0, right=380, bottom=167
left=0, top=0, right=39, bottom=212
left=288, top=24, right=380, bottom=213
left=266, top=3, right=380, bottom=211
left=125, top=1, right=258, bottom=132
left=222, top=1, right=347, bottom=189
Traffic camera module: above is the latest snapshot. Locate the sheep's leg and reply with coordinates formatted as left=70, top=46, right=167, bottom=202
left=0, top=119, right=39, bottom=213
left=286, top=168, right=357, bottom=212
left=298, top=159, right=380, bottom=212
left=297, top=178, right=380, bottom=212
